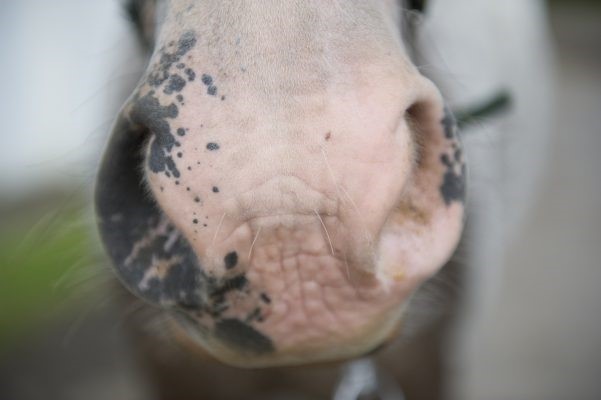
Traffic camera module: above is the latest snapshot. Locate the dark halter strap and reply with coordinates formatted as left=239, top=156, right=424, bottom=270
left=403, top=0, right=512, bottom=130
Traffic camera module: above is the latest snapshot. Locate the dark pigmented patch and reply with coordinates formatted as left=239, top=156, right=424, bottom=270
left=260, top=293, right=271, bottom=304
left=439, top=108, right=466, bottom=205
left=201, top=74, right=213, bottom=85
left=185, top=68, right=196, bottom=81
left=206, top=142, right=220, bottom=151
left=440, top=160, right=466, bottom=205
left=130, top=91, right=181, bottom=178
left=206, top=274, right=248, bottom=316
left=147, top=31, right=197, bottom=88
left=210, top=275, right=248, bottom=299
left=441, top=107, right=458, bottom=140
left=201, top=74, right=218, bottom=96
left=214, top=318, right=274, bottom=354
left=98, top=23, right=284, bottom=350
left=164, top=74, right=187, bottom=95
left=194, top=196, right=201, bottom=203
left=212, top=186, right=219, bottom=193
left=95, top=116, right=207, bottom=308
left=246, top=307, right=262, bottom=323
left=224, top=251, right=238, bottom=270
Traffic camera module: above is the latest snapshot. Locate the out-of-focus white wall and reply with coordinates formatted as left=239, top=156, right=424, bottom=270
left=0, top=0, right=143, bottom=200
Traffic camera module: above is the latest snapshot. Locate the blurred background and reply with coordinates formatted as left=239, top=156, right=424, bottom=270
left=0, top=1, right=599, bottom=399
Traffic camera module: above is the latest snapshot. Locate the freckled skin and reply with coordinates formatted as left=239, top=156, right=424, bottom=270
left=96, top=1, right=467, bottom=370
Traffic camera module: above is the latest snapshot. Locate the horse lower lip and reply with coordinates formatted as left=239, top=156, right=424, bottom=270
left=169, top=216, right=415, bottom=367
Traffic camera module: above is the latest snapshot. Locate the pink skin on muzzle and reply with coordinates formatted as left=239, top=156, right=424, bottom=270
left=96, top=1, right=466, bottom=368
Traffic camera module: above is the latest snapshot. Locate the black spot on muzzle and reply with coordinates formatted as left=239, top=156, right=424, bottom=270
left=95, top=120, right=274, bottom=355
left=439, top=107, right=467, bottom=205
left=94, top=116, right=204, bottom=309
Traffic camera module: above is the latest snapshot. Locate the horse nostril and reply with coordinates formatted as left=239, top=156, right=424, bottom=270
left=404, top=99, right=436, bottom=168
left=404, top=92, right=465, bottom=200
left=126, top=90, right=185, bottom=180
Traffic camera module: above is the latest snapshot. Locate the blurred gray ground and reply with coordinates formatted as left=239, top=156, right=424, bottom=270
left=462, top=4, right=601, bottom=400
left=0, top=307, right=154, bottom=400
left=1, top=3, right=600, bottom=400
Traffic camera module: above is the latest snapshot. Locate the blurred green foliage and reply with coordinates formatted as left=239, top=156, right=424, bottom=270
left=0, top=199, right=99, bottom=348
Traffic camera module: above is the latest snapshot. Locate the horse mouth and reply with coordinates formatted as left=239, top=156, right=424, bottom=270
left=162, top=216, right=415, bottom=368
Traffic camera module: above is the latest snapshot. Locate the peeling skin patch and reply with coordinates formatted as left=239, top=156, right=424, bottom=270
left=214, top=318, right=274, bottom=355
left=130, top=91, right=181, bottom=178
left=439, top=107, right=467, bottom=205
left=138, top=255, right=182, bottom=291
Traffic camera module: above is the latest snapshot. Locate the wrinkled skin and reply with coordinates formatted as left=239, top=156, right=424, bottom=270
left=96, top=0, right=466, bottom=369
